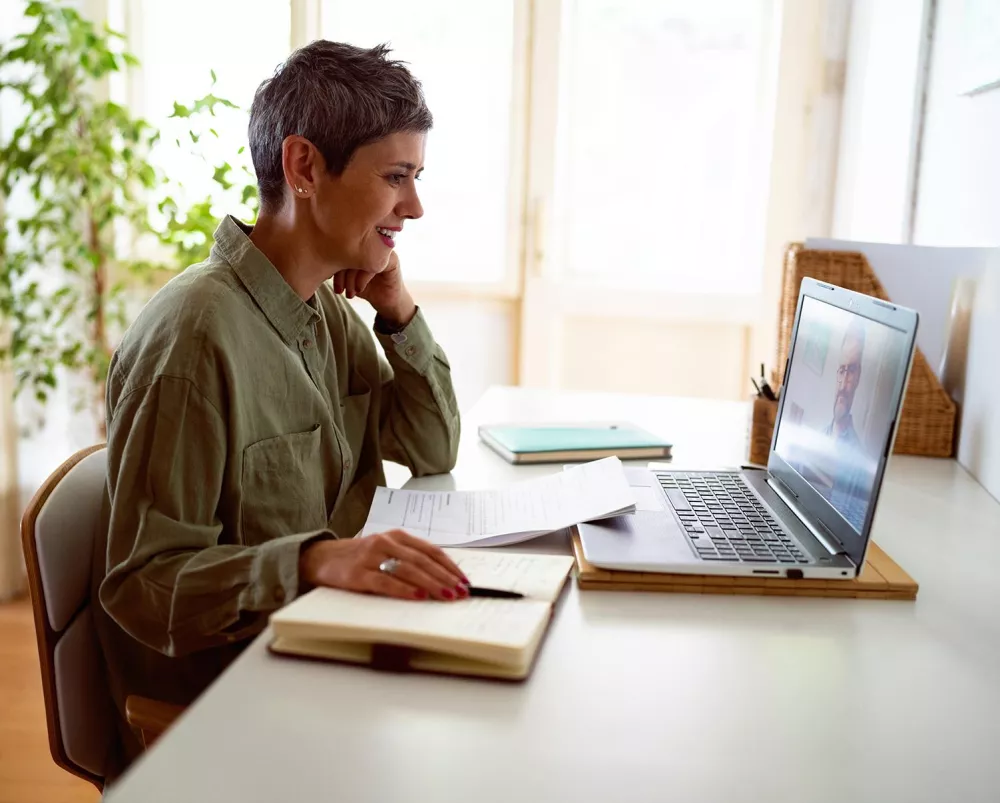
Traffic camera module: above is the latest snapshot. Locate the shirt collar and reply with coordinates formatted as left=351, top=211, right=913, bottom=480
left=828, top=414, right=857, bottom=441
left=210, top=215, right=320, bottom=345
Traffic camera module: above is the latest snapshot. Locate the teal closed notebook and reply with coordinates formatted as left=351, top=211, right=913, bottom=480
left=478, top=423, right=672, bottom=464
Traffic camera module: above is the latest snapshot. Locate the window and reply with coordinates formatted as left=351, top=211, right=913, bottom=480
left=125, top=0, right=291, bottom=214
left=116, top=0, right=772, bottom=294
left=550, top=0, right=773, bottom=293
left=20, top=0, right=820, bottom=407
left=321, top=0, right=519, bottom=285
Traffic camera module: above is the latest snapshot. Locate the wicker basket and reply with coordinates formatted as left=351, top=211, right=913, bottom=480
left=747, top=395, right=779, bottom=465
left=776, top=243, right=956, bottom=458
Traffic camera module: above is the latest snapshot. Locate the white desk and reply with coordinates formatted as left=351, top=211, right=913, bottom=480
left=105, top=387, right=1000, bottom=803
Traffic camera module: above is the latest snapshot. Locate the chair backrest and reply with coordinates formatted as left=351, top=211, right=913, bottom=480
left=21, top=444, right=113, bottom=790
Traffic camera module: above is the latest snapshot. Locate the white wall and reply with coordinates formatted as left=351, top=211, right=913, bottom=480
left=830, top=0, right=1000, bottom=504
left=912, top=0, right=1000, bottom=247
left=832, top=0, right=930, bottom=242
left=834, top=0, right=1000, bottom=248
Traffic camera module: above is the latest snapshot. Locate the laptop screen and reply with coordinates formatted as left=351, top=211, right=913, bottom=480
left=772, top=296, right=912, bottom=533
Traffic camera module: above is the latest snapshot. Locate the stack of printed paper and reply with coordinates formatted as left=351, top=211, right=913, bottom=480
left=361, top=456, right=636, bottom=547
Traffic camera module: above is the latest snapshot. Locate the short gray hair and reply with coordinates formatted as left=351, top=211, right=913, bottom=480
left=249, top=40, right=433, bottom=211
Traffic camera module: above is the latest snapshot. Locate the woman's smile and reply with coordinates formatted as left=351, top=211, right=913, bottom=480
left=375, top=226, right=400, bottom=248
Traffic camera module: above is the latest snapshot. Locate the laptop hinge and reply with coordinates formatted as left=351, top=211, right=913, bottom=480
left=766, top=477, right=846, bottom=557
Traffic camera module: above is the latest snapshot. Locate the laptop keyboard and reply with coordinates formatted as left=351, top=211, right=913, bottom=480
left=657, top=472, right=810, bottom=564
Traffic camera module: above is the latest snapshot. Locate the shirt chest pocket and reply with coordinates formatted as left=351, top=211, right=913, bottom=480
left=240, top=424, right=328, bottom=544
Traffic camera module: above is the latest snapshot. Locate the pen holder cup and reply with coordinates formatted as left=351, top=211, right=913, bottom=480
left=747, top=395, right=779, bottom=466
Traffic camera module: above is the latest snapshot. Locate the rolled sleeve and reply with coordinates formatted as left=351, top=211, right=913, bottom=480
left=247, top=530, right=329, bottom=608
left=373, top=306, right=437, bottom=373
left=371, top=307, right=461, bottom=476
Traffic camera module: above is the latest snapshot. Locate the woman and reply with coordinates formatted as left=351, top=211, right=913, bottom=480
left=93, top=40, right=465, bottom=771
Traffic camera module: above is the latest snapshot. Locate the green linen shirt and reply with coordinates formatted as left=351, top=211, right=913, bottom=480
left=91, top=215, right=460, bottom=756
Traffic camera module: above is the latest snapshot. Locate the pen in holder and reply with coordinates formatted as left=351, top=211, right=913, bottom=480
left=748, top=393, right=779, bottom=466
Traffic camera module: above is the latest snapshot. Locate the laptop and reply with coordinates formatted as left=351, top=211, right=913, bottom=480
left=577, top=278, right=919, bottom=580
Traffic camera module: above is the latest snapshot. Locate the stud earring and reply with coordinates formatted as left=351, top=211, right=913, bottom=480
left=295, top=186, right=305, bottom=194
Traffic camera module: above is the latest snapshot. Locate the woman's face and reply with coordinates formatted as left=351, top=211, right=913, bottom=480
left=312, top=131, right=426, bottom=274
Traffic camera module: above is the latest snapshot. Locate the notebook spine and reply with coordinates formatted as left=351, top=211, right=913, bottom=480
left=370, top=643, right=413, bottom=673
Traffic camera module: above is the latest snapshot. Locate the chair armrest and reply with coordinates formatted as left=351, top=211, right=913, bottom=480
left=125, top=695, right=185, bottom=749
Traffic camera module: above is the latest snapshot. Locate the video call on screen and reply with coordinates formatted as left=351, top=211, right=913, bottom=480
left=774, top=298, right=909, bottom=532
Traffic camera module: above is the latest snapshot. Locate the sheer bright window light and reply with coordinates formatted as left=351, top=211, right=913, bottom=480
left=321, top=0, right=516, bottom=284
left=553, top=0, right=772, bottom=294
left=134, top=0, right=291, bottom=216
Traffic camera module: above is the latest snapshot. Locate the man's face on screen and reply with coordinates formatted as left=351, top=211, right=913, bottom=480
left=834, top=333, right=863, bottom=422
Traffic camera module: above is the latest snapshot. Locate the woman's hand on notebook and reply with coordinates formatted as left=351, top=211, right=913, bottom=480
left=299, top=529, right=470, bottom=602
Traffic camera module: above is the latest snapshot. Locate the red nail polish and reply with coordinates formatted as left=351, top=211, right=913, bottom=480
left=456, top=585, right=468, bottom=598
left=414, top=589, right=427, bottom=600
left=441, top=589, right=455, bottom=600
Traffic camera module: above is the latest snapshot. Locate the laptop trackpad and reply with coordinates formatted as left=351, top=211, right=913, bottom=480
left=578, top=509, right=692, bottom=568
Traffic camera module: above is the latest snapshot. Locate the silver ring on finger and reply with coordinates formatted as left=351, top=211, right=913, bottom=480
left=378, top=557, right=402, bottom=575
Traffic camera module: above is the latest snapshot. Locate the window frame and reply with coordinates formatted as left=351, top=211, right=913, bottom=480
left=99, top=0, right=838, bottom=365
left=523, top=0, right=781, bottom=322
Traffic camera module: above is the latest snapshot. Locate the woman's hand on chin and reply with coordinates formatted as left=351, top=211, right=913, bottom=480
left=334, top=251, right=417, bottom=329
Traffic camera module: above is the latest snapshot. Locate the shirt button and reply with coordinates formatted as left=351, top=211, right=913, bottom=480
left=404, top=345, right=417, bottom=358
left=302, top=339, right=312, bottom=349
left=274, top=587, right=286, bottom=603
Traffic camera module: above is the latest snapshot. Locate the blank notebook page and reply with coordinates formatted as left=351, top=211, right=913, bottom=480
left=444, top=549, right=575, bottom=602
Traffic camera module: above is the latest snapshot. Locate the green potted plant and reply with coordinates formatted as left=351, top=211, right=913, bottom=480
left=0, top=0, right=257, bottom=434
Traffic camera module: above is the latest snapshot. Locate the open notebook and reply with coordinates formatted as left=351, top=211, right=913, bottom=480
left=268, top=549, right=575, bottom=681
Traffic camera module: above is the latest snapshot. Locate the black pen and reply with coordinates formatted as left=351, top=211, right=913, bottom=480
left=751, top=377, right=763, bottom=397
left=467, top=586, right=525, bottom=599
left=759, top=363, right=778, bottom=401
